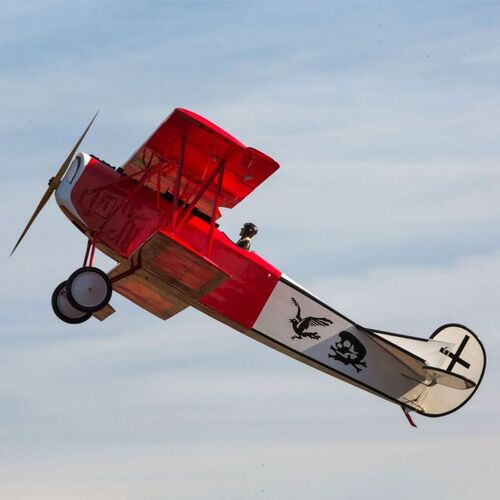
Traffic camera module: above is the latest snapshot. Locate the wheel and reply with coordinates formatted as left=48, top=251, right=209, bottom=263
left=66, top=266, right=112, bottom=313
left=51, top=281, right=91, bottom=324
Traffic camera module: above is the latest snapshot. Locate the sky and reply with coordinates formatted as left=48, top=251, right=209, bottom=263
left=1, top=1, right=500, bottom=498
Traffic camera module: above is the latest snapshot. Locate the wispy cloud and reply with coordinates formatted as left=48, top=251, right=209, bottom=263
left=2, top=1, right=500, bottom=498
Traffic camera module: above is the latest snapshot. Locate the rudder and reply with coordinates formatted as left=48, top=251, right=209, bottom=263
left=417, top=324, right=486, bottom=417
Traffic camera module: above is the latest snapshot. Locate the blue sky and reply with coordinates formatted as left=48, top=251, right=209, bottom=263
left=2, top=1, right=500, bottom=498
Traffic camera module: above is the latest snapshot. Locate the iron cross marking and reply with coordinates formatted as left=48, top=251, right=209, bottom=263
left=440, top=335, right=471, bottom=372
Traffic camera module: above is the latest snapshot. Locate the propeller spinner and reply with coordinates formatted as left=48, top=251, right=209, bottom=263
left=10, top=111, right=99, bottom=256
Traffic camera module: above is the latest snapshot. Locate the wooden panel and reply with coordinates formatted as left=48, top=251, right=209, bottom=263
left=140, top=233, right=229, bottom=299
left=92, top=304, right=116, bottom=321
left=109, top=264, right=189, bottom=321
left=104, top=233, right=228, bottom=321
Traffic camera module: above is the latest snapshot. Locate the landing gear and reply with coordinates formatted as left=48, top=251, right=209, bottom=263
left=66, top=266, right=113, bottom=313
left=51, top=281, right=91, bottom=324
left=51, top=236, right=113, bottom=323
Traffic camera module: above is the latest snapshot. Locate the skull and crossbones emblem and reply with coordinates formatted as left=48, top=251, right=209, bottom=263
left=328, top=331, right=367, bottom=373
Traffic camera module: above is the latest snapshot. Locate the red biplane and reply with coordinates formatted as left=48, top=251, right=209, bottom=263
left=12, top=109, right=486, bottom=426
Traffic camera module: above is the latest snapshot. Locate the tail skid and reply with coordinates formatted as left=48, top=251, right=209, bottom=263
left=402, top=406, right=418, bottom=428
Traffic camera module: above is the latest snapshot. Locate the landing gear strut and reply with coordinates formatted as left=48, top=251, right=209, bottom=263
left=51, top=236, right=113, bottom=323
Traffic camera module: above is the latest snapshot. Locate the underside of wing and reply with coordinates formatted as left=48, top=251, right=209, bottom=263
left=121, top=108, right=280, bottom=218
left=108, top=231, right=230, bottom=320
left=109, top=263, right=189, bottom=320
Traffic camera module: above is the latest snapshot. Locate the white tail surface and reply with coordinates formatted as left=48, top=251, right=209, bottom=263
left=416, top=324, right=486, bottom=416
left=251, top=277, right=485, bottom=417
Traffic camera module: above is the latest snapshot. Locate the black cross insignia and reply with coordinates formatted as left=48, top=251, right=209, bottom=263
left=439, top=335, right=471, bottom=372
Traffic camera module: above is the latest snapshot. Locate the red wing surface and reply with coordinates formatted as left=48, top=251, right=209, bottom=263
left=122, top=108, right=279, bottom=217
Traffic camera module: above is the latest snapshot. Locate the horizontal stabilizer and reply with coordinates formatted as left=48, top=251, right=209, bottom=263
left=416, top=324, right=486, bottom=415
left=369, top=331, right=476, bottom=389
left=422, top=366, right=476, bottom=390
left=367, top=331, right=428, bottom=380
left=374, top=324, right=485, bottom=415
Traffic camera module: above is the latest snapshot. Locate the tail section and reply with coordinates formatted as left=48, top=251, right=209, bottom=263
left=417, top=324, right=486, bottom=416
left=372, top=323, right=486, bottom=417
left=251, top=276, right=486, bottom=419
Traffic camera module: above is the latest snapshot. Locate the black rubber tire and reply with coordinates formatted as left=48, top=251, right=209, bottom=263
left=51, top=281, right=91, bottom=324
left=66, top=266, right=113, bottom=313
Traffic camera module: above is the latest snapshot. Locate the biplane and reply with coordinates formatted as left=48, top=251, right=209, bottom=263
left=12, top=108, right=486, bottom=426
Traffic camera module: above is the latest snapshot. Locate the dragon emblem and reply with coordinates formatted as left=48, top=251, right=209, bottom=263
left=289, top=297, right=333, bottom=340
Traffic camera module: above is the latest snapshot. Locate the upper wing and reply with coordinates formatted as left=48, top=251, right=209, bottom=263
left=121, top=108, right=280, bottom=218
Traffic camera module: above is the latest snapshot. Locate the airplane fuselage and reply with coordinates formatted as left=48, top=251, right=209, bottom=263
left=54, top=152, right=486, bottom=420
left=56, top=152, right=281, bottom=330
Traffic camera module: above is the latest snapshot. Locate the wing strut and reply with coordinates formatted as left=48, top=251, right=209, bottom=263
left=172, top=158, right=225, bottom=232
left=207, top=161, right=225, bottom=256
left=82, top=136, right=225, bottom=259
left=170, top=135, right=186, bottom=230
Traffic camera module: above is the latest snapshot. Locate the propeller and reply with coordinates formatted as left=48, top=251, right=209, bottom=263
left=10, top=111, right=99, bottom=257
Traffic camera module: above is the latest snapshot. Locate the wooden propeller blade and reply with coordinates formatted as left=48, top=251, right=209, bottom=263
left=10, top=111, right=99, bottom=256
